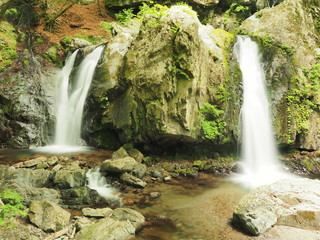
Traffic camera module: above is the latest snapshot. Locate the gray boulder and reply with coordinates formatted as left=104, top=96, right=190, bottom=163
left=127, top=148, right=144, bottom=163
left=74, top=218, right=135, bottom=240
left=130, top=162, right=147, bottom=179
left=120, top=172, right=147, bottom=188
left=101, top=157, right=136, bottom=173
left=53, top=168, right=86, bottom=189
left=112, top=147, right=129, bottom=159
left=28, top=200, right=71, bottom=232
left=112, top=208, right=145, bottom=229
left=82, top=207, right=113, bottom=218
left=232, top=178, right=320, bottom=236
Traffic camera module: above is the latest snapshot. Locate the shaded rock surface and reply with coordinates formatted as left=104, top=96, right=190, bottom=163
left=120, top=172, right=147, bottom=188
left=74, top=207, right=144, bottom=240
left=28, top=200, right=71, bottom=232
left=232, top=178, right=320, bottom=236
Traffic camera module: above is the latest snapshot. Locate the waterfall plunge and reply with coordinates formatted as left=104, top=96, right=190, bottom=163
left=38, top=46, right=104, bottom=153
left=232, top=36, right=294, bottom=188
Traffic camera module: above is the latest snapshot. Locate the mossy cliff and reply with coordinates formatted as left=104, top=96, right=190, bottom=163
left=238, top=0, right=320, bottom=150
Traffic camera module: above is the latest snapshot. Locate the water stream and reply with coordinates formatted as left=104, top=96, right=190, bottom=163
left=232, top=36, right=294, bottom=188
left=37, top=46, right=104, bottom=154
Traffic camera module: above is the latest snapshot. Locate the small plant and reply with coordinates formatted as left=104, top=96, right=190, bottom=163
left=199, top=103, right=226, bottom=140
left=0, top=189, right=27, bottom=228
left=115, top=8, right=135, bottom=24
left=99, top=21, right=114, bottom=34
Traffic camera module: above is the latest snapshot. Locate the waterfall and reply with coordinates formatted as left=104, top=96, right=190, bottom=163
left=86, top=167, right=122, bottom=202
left=37, top=46, right=104, bottom=153
left=232, top=36, right=294, bottom=188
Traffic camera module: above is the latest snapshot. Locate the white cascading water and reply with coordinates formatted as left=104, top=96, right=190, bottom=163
left=86, top=167, right=122, bottom=202
left=37, top=46, right=104, bottom=153
left=232, top=36, right=294, bottom=188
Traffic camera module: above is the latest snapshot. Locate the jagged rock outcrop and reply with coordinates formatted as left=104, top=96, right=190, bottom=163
left=232, top=178, right=320, bottom=236
left=239, top=0, right=320, bottom=150
left=0, top=63, right=57, bottom=148
left=86, top=5, right=240, bottom=150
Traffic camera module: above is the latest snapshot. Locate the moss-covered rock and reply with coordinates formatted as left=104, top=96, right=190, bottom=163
left=87, top=5, right=240, bottom=150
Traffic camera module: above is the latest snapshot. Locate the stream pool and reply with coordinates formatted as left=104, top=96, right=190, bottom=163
left=133, top=174, right=249, bottom=240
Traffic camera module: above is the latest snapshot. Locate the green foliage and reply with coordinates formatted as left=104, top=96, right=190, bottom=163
left=193, top=160, right=208, bottom=171
left=113, top=3, right=169, bottom=27
left=285, top=63, right=320, bottom=143
left=0, top=190, right=27, bottom=228
left=99, top=21, right=114, bottom=34
left=0, top=21, right=18, bottom=72
left=43, top=45, right=62, bottom=66
left=115, top=8, right=135, bottom=24
left=199, top=103, right=226, bottom=140
left=75, top=34, right=105, bottom=44
left=4, top=8, right=19, bottom=18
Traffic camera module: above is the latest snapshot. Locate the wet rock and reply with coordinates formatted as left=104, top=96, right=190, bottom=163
left=53, top=168, right=86, bottom=189
left=15, top=157, right=47, bottom=168
left=164, top=176, right=172, bottom=182
left=152, top=171, right=164, bottom=178
left=127, top=148, right=144, bottom=163
left=60, top=186, right=94, bottom=206
left=60, top=37, right=92, bottom=51
left=36, top=162, right=49, bottom=169
left=112, top=147, right=129, bottom=159
left=82, top=207, right=113, bottom=218
left=232, top=178, right=320, bottom=236
left=28, top=200, right=71, bottom=232
left=150, top=192, right=161, bottom=199
left=130, top=162, right=147, bottom=179
left=120, top=172, right=147, bottom=188
left=74, top=218, right=135, bottom=240
left=75, top=217, right=95, bottom=231
left=101, top=157, right=136, bottom=173
left=52, top=164, right=63, bottom=172
left=47, top=156, right=59, bottom=166
left=112, top=208, right=145, bottom=229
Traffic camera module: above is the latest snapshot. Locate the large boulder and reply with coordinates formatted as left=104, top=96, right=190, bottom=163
left=101, top=157, right=137, bottom=173
left=53, top=168, right=87, bottom=189
left=28, top=200, right=71, bottom=232
left=0, top=166, right=60, bottom=205
left=74, top=207, right=145, bottom=240
left=74, top=218, right=136, bottom=240
left=232, top=178, right=320, bottom=236
left=120, top=172, right=147, bottom=188
left=86, top=5, right=239, bottom=149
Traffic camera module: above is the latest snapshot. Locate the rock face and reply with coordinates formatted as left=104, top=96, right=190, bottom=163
left=0, top=63, right=57, bottom=148
left=232, top=178, right=320, bottom=236
left=86, top=5, right=239, bottom=149
left=28, top=200, right=71, bottom=232
left=239, top=0, right=320, bottom=150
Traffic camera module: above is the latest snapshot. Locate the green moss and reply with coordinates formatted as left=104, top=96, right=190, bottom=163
left=43, top=45, right=62, bottom=67
left=284, top=63, right=320, bottom=143
left=193, top=160, right=208, bottom=171
left=199, top=103, right=226, bottom=140
left=0, top=21, right=18, bottom=71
